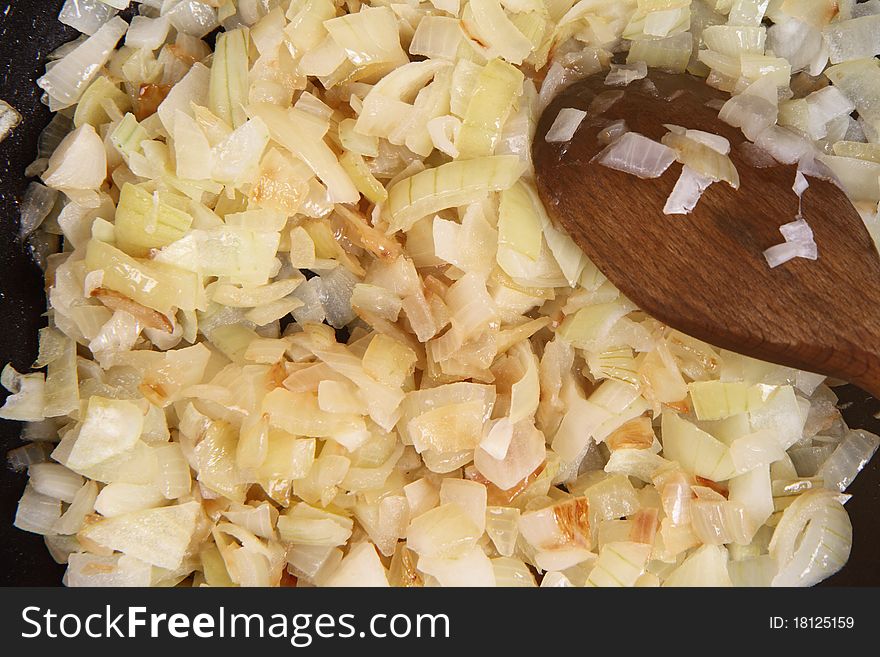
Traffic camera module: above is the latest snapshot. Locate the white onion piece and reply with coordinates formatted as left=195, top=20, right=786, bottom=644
left=763, top=239, right=817, bottom=268
left=0, top=100, right=21, bottom=144
left=594, top=132, right=677, bottom=179
left=719, top=94, right=777, bottom=142
left=14, top=485, right=61, bottom=535
left=537, top=63, right=571, bottom=114
left=59, top=0, right=118, bottom=36
left=19, top=183, right=58, bottom=239
left=823, top=15, right=880, bottom=65
left=36, top=16, right=128, bottom=109
left=689, top=131, right=731, bottom=156
left=480, top=418, right=514, bottom=460
left=545, top=108, right=587, bottom=143
left=42, top=124, right=107, bottom=191
left=663, top=166, right=713, bottom=215
left=767, top=19, right=827, bottom=75
left=427, top=115, right=460, bottom=158
left=597, top=120, right=628, bottom=146
left=792, top=171, right=809, bottom=198
left=817, top=430, right=880, bottom=492
left=126, top=16, right=171, bottom=51
left=28, top=463, right=84, bottom=503
left=804, top=86, right=856, bottom=139
left=753, top=126, right=814, bottom=165
left=778, top=218, right=815, bottom=246
left=474, top=420, right=545, bottom=490
left=770, top=490, right=852, bottom=587
left=7, top=443, right=54, bottom=471
left=166, top=0, right=219, bottom=38
left=604, top=62, right=647, bottom=87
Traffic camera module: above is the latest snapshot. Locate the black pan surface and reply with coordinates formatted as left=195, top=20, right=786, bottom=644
left=0, top=0, right=878, bottom=586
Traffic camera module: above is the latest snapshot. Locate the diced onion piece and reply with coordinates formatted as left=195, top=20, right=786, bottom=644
left=455, top=58, right=524, bottom=160
left=126, top=16, right=170, bottom=50
left=78, top=501, right=201, bottom=570
left=418, top=546, right=496, bottom=587
left=37, top=16, right=128, bottom=109
left=823, top=15, right=880, bottom=65
left=769, top=490, right=852, bottom=587
left=59, top=0, right=118, bottom=36
left=661, top=131, right=740, bottom=188
left=544, top=108, right=587, bottom=143
left=661, top=412, right=736, bottom=481
left=519, top=497, right=590, bottom=551
left=464, top=0, right=534, bottom=65
left=817, top=430, right=880, bottom=492
left=663, top=166, right=713, bottom=215
left=763, top=238, right=817, bottom=268
left=406, top=503, right=481, bottom=558
left=28, top=463, right=83, bottom=503
left=63, top=396, right=144, bottom=472
left=251, top=103, right=358, bottom=204
left=594, top=132, right=677, bottom=179
left=702, top=25, right=767, bottom=56
left=605, top=62, right=647, bottom=87
left=627, top=32, right=692, bottom=73
left=585, top=542, right=651, bottom=587
left=42, top=124, right=107, bottom=191
left=386, top=155, right=524, bottom=233
left=474, top=420, right=545, bottom=490
left=14, top=485, right=61, bottom=535
left=663, top=544, right=733, bottom=587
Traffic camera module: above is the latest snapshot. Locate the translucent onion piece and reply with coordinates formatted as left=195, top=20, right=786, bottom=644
left=769, top=490, right=852, bottom=587
left=544, top=108, right=587, bottom=143
left=604, top=62, right=648, bottom=87
left=59, top=0, right=118, bottom=36
left=763, top=239, right=817, bottom=268
left=663, top=545, right=733, bottom=587
left=594, top=132, right=677, bottom=179
left=386, top=155, right=524, bottom=233
left=19, top=183, right=58, bottom=239
left=661, top=131, right=740, bottom=188
left=464, top=0, right=534, bottom=65
left=79, top=501, right=201, bottom=570
left=37, top=16, right=128, bottom=109
left=823, top=15, right=880, bottom=65
left=663, top=166, right=713, bottom=214
left=817, top=429, right=880, bottom=492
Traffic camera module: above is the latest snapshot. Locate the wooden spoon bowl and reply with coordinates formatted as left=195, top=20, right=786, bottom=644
left=533, top=71, right=880, bottom=397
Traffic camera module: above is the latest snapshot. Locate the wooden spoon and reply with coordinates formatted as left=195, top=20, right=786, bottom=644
left=533, top=70, right=880, bottom=398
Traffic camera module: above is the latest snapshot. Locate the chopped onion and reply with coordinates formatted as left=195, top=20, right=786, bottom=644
left=817, top=430, right=880, bottom=492
left=37, top=17, right=128, bottom=109
left=663, top=166, right=713, bottom=215
left=59, top=0, right=118, bottom=36
left=28, top=463, right=83, bottom=503
left=19, top=183, right=58, bottom=240
left=604, top=62, right=648, bottom=87
left=769, top=490, right=852, bottom=586
left=9, top=0, right=880, bottom=590
left=763, top=237, right=817, bottom=268
left=823, top=15, right=880, bottom=65
left=544, top=108, right=587, bottom=143
left=663, top=545, right=733, bottom=587
left=594, top=132, right=677, bottom=179
left=126, top=16, right=170, bottom=50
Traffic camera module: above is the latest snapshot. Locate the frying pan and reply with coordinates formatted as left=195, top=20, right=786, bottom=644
left=0, top=1, right=878, bottom=587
